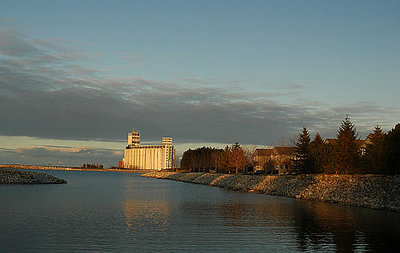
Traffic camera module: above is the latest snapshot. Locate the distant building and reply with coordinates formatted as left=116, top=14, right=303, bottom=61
left=122, top=129, right=175, bottom=170
left=253, top=149, right=275, bottom=171
left=254, top=146, right=296, bottom=173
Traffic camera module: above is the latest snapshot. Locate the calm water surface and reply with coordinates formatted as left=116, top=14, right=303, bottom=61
left=1, top=170, right=399, bottom=252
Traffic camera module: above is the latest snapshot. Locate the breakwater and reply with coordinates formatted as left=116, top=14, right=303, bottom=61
left=0, top=164, right=145, bottom=173
left=142, top=171, right=400, bottom=212
left=0, top=164, right=76, bottom=171
left=0, top=169, right=67, bottom=184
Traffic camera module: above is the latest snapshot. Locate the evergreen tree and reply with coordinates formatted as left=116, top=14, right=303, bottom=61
left=294, top=127, right=313, bottom=174
left=363, top=125, right=385, bottom=174
left=382, top=124, right=400, bottom=175
left=310, top=133, right=326, bottom=173
left=335, top=116, right=360, bottom=174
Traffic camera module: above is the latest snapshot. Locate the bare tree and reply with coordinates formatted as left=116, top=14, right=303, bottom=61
left=229, top=142, right=249, bottom=174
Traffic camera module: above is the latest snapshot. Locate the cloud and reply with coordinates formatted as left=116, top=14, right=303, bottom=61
left=278, top=83, right=305, bottom=89
left=0, top=22, right=399, bottom=150
left=16, top=146, right=85, bottom=154
left=1, top=145, right=123, bottom=167
left=112, top=150, right=124, bottom=156
left=181, top=77, right=244, bottom=86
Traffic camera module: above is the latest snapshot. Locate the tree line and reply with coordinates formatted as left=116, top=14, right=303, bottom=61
left=294, top=116, right=400, bottom=175
left=180, top=142, right=253, bottom=174
left=180, top=116, right=400, bottom=175
left=81, top=163, right=104, bottom=169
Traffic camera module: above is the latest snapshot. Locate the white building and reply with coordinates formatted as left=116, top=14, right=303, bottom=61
left=122, top=129, right=175, bottom=170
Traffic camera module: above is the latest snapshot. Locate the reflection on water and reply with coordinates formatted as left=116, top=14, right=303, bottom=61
left=0, top=170, right=399, bottom=252
left=122, top=175, right=170, bottom=231
left=216, top=195, right=400, bottom=252
left=123, top=200, right=169, bottom=229
left=292, top=200, right=400, bottom=252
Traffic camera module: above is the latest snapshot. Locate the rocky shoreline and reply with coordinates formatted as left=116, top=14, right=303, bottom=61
left=0, top=169, right=67, bottom=184
left=142, top=171, right=400, bottom=212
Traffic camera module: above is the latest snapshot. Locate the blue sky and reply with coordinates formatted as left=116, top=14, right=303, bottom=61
left=1, top=0, right=399, bottom=166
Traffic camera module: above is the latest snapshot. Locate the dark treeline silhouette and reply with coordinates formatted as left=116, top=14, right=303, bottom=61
left=81, top=163, right=104, bottom=169
left=294, top=116, right=400, bottom=175
left=180, top=142, right=252, bottom=174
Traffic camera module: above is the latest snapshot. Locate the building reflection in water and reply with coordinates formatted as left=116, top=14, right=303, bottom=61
left=122, top=176, right=171, bottom=231
left=123, top=199, right=170, bottom=231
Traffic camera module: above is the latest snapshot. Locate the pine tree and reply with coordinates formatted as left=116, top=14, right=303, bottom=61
left=294, top=127, right=312, bottom=174
left=382, top=124, right=400, bottom=175
left=363, top=125, right=385, bottom=174
left=310, top=132, right=326, bottom=173
left=335, top=116, right=360, bottom=174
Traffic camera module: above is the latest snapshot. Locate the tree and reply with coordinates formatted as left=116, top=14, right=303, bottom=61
left=363, top=125, right=385, bottom=174
left=180, top=147, right=216, bottom=172
left=323, top=142, right=336, bottom=174
left=211, top=149, right=223, bottom=173
left=244, top=145, right=256, bottom=174
left=228, top=142, right=248, bottom=174
left=220, top=146, right=231, bottom=173
left=294, top=127, right=313, bottom=174
left=310, top=133, right=326, bottom=173
left=265, top=158, right=277, bottom=175
left=180, top=149, right=196, bottom=171
left=334, top=116, right=360, bottom=174
left=255, top=154, right=275, bottom=175
left=382, top=123, right=400, bottom=175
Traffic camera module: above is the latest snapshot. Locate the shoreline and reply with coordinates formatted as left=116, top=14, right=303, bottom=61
left=142, top=171, right=400, bottom=212
left=0, top=169, right=67, bottom=184
left=0, top=164, right=149, bottom=173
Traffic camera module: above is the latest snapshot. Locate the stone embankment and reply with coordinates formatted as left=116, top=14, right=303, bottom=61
left=0, top=169, right=67, bottom=184
left=142, top=171, right=400, bottom=212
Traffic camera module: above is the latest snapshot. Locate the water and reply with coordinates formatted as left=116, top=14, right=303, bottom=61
left=1, top=170, right=399, bottom=252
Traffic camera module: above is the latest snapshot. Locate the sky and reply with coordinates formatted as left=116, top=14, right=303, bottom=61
left=1, top=0, right=399, bottom=167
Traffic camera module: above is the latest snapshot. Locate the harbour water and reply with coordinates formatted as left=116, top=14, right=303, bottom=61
left=1, top=170, right=399, bottom=252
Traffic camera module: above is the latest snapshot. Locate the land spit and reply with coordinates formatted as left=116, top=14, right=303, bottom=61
left=0, top=169, right=67, bottom=184
left=0, top=164, right=144, bottom=173
left=142, top=171, right=400, bottom=212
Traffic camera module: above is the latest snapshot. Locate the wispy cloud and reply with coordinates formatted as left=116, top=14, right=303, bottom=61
left=278, top=83, right=305, bottom=89
left=16, top=145, right=85, bottom=154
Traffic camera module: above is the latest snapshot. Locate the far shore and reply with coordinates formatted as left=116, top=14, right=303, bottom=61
left=0, top=164, right=151, bottom=173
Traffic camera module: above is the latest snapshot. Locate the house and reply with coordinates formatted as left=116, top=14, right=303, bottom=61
left=253, top=148, right=275, bottom=171
left=253, top=146, right=296, bottom=174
